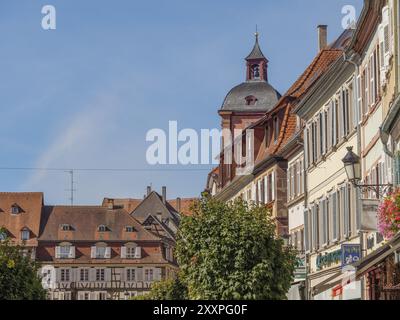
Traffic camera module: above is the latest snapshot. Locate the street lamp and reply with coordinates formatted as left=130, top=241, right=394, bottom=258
left=342, top=146, right=392, bottom=197
left=342, top=147, right=362, bottom=183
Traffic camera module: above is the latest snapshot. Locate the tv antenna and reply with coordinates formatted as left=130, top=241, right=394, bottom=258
left=65, top=170, right=76, bottom=206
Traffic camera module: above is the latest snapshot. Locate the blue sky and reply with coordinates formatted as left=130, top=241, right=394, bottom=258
left=0, top=0, right=362, bottom=205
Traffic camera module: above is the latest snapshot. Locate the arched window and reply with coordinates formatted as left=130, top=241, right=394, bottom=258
left=251, top=64, right=260, bottom=80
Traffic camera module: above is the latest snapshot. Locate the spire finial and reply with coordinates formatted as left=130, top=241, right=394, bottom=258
left=255, top=25, right=259, bottom=41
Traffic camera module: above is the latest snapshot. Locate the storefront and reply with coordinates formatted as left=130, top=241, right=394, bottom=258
left=354, top=233, right=400, bottom=300
left=310, top=243, right=362, bottom=300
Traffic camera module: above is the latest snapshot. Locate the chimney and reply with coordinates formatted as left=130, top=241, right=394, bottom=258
left=147, top=186, right=152, bottom=196
left=317, top=25, right=328, bottom=51
left=162, top=186, right=167, bottom=204
left=176, top=197, right=181, bottom=213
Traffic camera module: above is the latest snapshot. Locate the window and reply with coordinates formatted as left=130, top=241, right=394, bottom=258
left=61, top=224, right=73, bottom=231
left=126, top=247, right=136, bottom=259
left=96, top=269, right=105, bottom=281
left=265, top=125, right=270, bottom=148
left=59, top=245, right=71, bottom=259
left=125, top=226, right=135, bottom=233
left=98, top=292, right=107, bottom=300
left=0, top=230, right=7, bottom=241
left=251, top=64, right=260, bottom=80
left=96, top=247, right=106, bottom=259
left=91, top=244, right=111, bottom=259
left=11, top=205, right=20, bottom=215
left=80, top=269, right=89, bottom=282
left=126, top=269, right=136, bottom=282
left=21, top=229, right=29, bottom=241
left=144, top=269, right=154, bottom=282
left=60, top=268, right=70, bottom=282
left=98, top=225, right=108, bottom=232
left=245, top=95, right=258, bottom=106
left=274, top=117, right=279, bottom=143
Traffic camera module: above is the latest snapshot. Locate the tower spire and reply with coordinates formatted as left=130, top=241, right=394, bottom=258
left=245, top=29, right=269, bottom=82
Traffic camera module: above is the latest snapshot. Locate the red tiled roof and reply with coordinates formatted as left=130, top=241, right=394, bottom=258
left=255, top=49, right=343, bottom=163
left=39, top=206, right=160, bottom=242
left=0, top=192, right=44, bottom=246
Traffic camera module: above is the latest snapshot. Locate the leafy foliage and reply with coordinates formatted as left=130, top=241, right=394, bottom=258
left=175, top=196, right=296, bottom=300
left=0, top=228, right=46, bottom=300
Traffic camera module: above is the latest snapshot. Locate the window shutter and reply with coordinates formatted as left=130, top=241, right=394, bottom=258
left=68, top=246, right=75, bottom=259
left=271, top=172, right=275, bottom=201
left=304, top=209, right=310, bottom=253
left=90, top=246, right=96, bottom=259
left=395, top=153, right=400, bottom=186
left=55, top=246, right=61, bottom=259
left=322, top=199, right=327, bottom=246
left=135, top=246, right=142, bottom=259
left=105, top=247, right=111, bottom=259
left=318, top=202, right=323, bottom=247
left=154, top=268, right=162, bottom=281
left=311, top=204, right=317, bottom=251
left=136, top=268, right=143, bottom=281
left=121, top=246, right=127, bottom=259
left=332, top=192, right=338, bottom=241
left=321, top=112, right=326, bottom=155
left=327, top=106, right=332, bottom=151
left=105, top=268, right=111, bottom=282
left=264, top=177, right=268, bottom=203
left=332, top=100, right=337, bottom=146
left=304, top=127, right=309, bottom=169
left=251, top=183, right=256, bottom=202
left=287, top=169, right=291, bottom=202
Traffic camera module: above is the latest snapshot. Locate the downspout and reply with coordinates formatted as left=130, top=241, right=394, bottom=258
left=343, top=51, right=366, bottom=300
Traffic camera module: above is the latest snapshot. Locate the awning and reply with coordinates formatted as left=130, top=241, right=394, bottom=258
left=313, top=269, right=355, bottom=296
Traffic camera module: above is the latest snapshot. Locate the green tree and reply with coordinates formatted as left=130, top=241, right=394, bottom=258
left=0, top=228, right=46, bottom=300
left=175, top=196, right=296, bottom=300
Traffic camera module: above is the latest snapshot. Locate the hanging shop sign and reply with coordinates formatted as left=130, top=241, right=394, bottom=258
left=341, top=244, right=361, bottom=268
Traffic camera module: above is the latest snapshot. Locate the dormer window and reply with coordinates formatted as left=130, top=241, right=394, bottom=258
left=21, top=228, right=30, bottom=241
left=60, top=224, right=73, bottom=231
left=98, top=225, right=108, bottom=232
left=11, top=205, right=21, bottom=215
left=0, top=230, right=7, bottom=241
left=245, top=95, right=258, bottom=106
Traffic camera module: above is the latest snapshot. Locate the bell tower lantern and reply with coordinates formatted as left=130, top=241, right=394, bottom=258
left=245, top=32, right=269, bottom=82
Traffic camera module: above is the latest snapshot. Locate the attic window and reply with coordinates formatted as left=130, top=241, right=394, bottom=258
left=0, top=230, right=7, bottom=241
left=125, top=226, right=135, bottom=233
left=98, top=225, right=108, bottom=232
left=21, top=228, right=30, bottom=241
left=60, top=224, right=73, bottom=231
left=11, top=205, right=21, bottom=215
left=245, top=95, right=258, bottom=106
